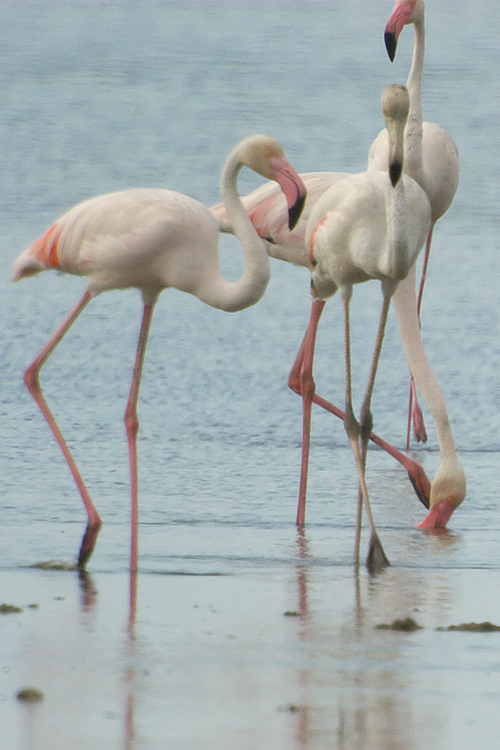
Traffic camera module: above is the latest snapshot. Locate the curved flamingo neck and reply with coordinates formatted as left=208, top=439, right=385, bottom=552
left=202, top=151, right=270, bottom=312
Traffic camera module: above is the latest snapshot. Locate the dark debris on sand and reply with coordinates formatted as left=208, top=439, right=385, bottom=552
left=436, top=621, right=500, bottom=632
left=375, top=617, right=423, bottom=632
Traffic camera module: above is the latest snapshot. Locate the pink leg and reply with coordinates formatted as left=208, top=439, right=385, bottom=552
left=23, top=290, right=102, bottom=567
left=124, top=302, right=155, bottom=573
left=406, top=226, right=434, bottom=447
left=288, top=302, right=431, bottom=511
left=416, top=226, right=434, bottom=316
left=287, top=299, right=326, bottom=526
left=406, top=375, right=427, bottom=447
left=405, top=377, right=413, bottom=451
left=410, top=377, right=427, bottom=443
left=310, top=394, right=430, bottom=509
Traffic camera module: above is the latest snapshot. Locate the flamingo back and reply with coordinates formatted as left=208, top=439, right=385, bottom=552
left=13, top=188, right=220, bottom=298
left=212, top=171, right=347, bottom=267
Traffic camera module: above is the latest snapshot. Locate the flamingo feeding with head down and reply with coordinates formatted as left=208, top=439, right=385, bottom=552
left=12, top=134, right=306, bottom=572
left=303, top=84, right=431, bottom=569
left=212, top=6, right=466, bottom=532
left=368, top=0, right=460, bottom=448
left=212, top=90, right=465, bottom=533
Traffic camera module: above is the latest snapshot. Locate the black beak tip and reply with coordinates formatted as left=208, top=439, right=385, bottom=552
left=384, top=31, right=397, bottom=62
left=288, top=193, right=306, bottom=231
left=389, top=161, right=403, bottom=187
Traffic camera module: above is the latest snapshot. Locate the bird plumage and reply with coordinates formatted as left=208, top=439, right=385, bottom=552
left=13, top=134, right=306, bottom=570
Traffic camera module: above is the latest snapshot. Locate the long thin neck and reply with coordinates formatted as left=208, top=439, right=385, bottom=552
left=383, top=179, right=410, bottom=285
left=404, top=16, right=425, bottom=183
left=392, top=265, right=457, bottom=459
left=201, top=152, right=270, bottom=312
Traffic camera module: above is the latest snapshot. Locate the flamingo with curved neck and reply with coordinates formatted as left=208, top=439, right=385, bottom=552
left=12, top=134, right=306, bottom=570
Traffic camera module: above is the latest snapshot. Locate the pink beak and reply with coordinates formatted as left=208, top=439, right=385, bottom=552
left=384, top=1, right=415, bottom=61
left=269, top=156, right=307, bottom=230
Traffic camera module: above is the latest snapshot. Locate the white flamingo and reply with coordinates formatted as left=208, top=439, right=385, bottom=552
left=12, top=134, right=306, bottom=571
left=303, top=84, right=431, bottom=569
left=212, top=3, right=465, bottom=532
left=368, top=0, right=460, bottom=448
left=212, top=177, right=433, bottom=513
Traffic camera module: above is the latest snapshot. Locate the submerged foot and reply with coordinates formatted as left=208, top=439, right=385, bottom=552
left=366, top=531, right=390, bottom=574
left=77, top=519, right=102, bottom=569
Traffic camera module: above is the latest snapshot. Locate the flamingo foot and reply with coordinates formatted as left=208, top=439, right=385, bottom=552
left=412, top=402, right=428, bottom=443
left=365, top=531, right=390, bottom=574
left=406, top=463, right=431, bottom=509
left=77, top=518, right=102, bottom=568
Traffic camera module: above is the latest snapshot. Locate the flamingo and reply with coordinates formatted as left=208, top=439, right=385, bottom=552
left=212, top=7, right=466, bottom=531
left=368, top=0, right=460, bottom=448
left=303, top=84, right=431, bottom=569
left=212, top=178, right=433, bottom=513
left=12, top=134, right=307, bottom=571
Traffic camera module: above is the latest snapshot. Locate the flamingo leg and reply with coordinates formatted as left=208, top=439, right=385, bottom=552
left=288, top=305, right=430, bottom=509
left=287, top=299, right=326, bottom=526
left=405, top=376, right=414, bottom=451
left=342, top=294, right=389, bottom=571
left=23, top=290, right=102, bottom=567
left=405, top=225, right=434, bottom=447
left=308, top=394, right=430, bottom=507
left=124, top=301, right=156, bottom=574
left=358, top=295, right=391, bottom=572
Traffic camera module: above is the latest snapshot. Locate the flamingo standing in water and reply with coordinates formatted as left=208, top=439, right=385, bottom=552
left=303, top=84, right=431, bottom=569
left=212, top=5, right=465, bottom=532
left=12, top=134, right=306, bottom=571
left=212, top=177, right=434, bottom=513
left=368, top=0, right=460, bottom=448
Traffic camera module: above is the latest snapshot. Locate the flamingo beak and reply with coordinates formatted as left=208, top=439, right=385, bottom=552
left=269, top=156, right=307, bottom=231
left=415, top=498, right=457, bottom=530
left=389, top=159, right=403, bottom=187
left=384, top=1, right=415, bottom=61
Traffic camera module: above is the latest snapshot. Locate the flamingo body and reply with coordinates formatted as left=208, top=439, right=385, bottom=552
left=303, top=85, right=431, bottom=567
left=13, top=134, right=306, bottom=570
left=369, top=121, right=459, bottom=226
left=214, top=171, right=345, bottom=267
left=14, top=190, right=221, bottom=301
left=307, top=170, right=430, bottom=296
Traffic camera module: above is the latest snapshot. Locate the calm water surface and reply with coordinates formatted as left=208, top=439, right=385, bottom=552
left=1, top=1, right=500, bottom=748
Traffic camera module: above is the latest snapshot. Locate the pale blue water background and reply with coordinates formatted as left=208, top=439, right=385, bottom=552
left=1, top=1, right=500, bottom=748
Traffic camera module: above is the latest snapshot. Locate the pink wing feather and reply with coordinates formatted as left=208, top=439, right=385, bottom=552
left=211, top=171, right=348, bottom=268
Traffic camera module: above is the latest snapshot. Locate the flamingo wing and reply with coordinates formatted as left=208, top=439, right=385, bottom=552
left=211, top=171, right=348, bottom=267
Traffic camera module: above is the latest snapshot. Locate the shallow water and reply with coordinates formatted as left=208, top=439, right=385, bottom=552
left=1, top=1, right=500, bottom=748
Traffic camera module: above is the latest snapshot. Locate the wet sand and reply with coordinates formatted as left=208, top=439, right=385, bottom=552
left=1, top=465, right=500, bottom=750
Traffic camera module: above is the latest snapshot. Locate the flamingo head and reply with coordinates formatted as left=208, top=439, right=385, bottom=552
left=384, top=0, right=424, bottom=62
left=236, top=135, right=307, bottom=230
left=381, top=83, right=410, bottom=186
left=415, top=460, right=466, bottom=530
